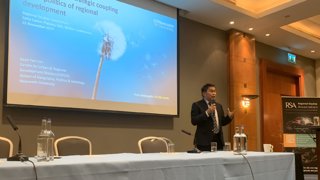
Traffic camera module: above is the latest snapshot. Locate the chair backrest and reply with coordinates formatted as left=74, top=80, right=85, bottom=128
left=138, top=136, right=172, bottom=153
left=54, top=136, right=92, bottom=156
left=0, top=136, right=13, bottom=158
left=160, top=137, right=174, bottom=144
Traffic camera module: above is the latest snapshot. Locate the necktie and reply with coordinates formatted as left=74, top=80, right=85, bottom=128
left=212, top=111, right=219, bottom=134
left=208, top=102, right=219, bottom=134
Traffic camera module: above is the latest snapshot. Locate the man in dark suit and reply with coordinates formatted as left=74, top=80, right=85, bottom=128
left=191, top=83, right=234, bottom=151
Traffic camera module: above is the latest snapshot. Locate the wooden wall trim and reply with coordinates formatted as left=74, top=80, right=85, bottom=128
left=228, top=30, right=258, bottom=150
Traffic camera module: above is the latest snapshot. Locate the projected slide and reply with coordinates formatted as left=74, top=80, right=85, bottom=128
left=8, top=0, right=178, bottom=115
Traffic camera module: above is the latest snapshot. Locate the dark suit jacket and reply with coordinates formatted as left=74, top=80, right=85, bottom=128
left=191, top=99, right=232, bottom=148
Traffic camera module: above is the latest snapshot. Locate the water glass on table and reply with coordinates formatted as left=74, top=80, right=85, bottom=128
left=167, top=143, right=175, bottom=153
left=211, top=142, right=217, bottom=152
left=224, top=142, right=231, bottom=151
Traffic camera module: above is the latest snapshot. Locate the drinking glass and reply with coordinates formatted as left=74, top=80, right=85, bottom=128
left=167, top=143, right=175, bottom=153
left=211, top=142, right=217, bottom=152
left=224, top=142, right=231, bottom=151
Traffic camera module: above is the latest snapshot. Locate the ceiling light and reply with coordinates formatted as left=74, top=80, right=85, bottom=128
left=265, top=33, right=271, bottom=37
left=213, top=0, right=306, bottom=18
left=248, top=28, right=253, bottom=31
left=311, top=50, right=316, bottom=53
left=229, top=21, right=235, bottom=25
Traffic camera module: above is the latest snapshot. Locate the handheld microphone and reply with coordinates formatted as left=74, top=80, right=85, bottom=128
left=6, top=115, right=29, bottom=161
left=208, top=100, right=216, bottom=118
left=181, top=129, right=201, bottom=153
left=208, top=99, right=216, bottom=105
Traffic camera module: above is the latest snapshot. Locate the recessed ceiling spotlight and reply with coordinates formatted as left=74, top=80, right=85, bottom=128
left=265, top=33, right=270, bottom=37
left=311, top=50, right=316, bottom=53
left=248, top=28, right=253, bottom=31
left=229, top=21, right=235, bottom=25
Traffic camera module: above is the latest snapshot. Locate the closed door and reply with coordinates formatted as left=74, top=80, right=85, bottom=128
left=260, top=59, right=304, bottom=152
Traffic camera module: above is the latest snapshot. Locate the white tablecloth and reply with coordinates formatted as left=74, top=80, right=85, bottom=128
left=0, top=151, right=295, bottom=180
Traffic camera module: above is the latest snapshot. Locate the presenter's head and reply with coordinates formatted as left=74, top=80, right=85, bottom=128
left=201, top=83, right=216, bottom=101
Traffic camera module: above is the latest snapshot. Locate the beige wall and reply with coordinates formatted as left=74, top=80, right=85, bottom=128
left=0, top=1, right=317, bottom=156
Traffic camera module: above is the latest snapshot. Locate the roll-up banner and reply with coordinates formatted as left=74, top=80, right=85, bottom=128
left=282, top=96, right=319, bottom=174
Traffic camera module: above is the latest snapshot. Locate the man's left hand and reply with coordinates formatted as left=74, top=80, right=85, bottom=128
left=227, top=108, right=234, bottom=119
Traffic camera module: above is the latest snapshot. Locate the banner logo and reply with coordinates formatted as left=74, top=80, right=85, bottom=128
left=285, top=102, right=297, bottom=108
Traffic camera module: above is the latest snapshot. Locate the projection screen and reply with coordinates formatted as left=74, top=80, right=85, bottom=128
left=6, top=0, right=178, bottom=115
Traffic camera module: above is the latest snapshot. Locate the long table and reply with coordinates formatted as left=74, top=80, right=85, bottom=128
left=0, top=151, right=295, bottom=180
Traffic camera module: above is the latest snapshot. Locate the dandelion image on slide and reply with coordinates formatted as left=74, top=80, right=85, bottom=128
left=92, top=21, right=126, bottom=99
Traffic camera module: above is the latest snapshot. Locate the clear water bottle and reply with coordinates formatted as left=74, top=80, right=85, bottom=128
left=233, top=126, right=241, bottom=155
left=36, top=119, right=48, bottom=161
left=46, top=118, right=55, bottom=161
left=240, top=125, right=247, bottom=155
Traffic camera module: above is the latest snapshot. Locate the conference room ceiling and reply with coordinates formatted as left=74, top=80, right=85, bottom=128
left=156, top=0, right=320, bottom=60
